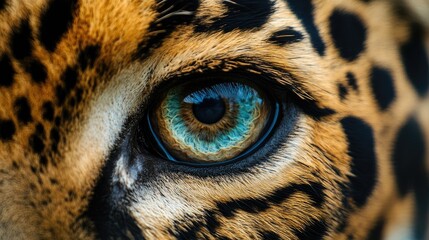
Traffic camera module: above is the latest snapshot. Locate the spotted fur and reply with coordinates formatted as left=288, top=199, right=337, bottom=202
left=0, top=0, right=428, bottom=239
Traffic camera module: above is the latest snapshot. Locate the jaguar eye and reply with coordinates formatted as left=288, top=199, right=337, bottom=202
left=144, top=75, right=279, bottom=166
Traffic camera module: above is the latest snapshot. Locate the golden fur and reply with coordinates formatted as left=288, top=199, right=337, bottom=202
left=0, top=0, right=428, bottom=239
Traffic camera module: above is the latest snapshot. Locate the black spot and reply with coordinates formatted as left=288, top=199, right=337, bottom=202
left=367, top=217, right=385, bottom=240
left=61, top=109, right=70, bottom=121
left=217, top=198, right=270, bottom=218
left=75, top=88, right=83, bottom=104
left=268, top=27, right=304, bottom=46
left=415, top=167, right=429, bottom=239
left=36, top=122, right=45, bottom=135
left=370, top=66, right=396, bottom=111
left=268, top=182, right=325, bottom=208
left=293, top=219, right=328, bottom=240
left=346, top=72, right=358, bottom=91
left=29, top=133, right=45, bottom=153
left=341, top=117, right=377, bottom=207
left=12, top=161, right=19, bottom=169
left=338, top=84, right=348, bottom=100
left=39, top=155, right=48, bottom=167
left=51, top=139, right=58, bottom=153
left=135, top=0, right=199, bottom=58
left=0, top=0, right=6, bottom=10
left=62, top=66, right=78, bottom=90
left=391, top=118, right=428, bottom=239
left=260, top=231, right=281, bottom=240
left=68, top=96, right=77, bottom=107
left=30, top=165, right=38, bottom=173
left=68, top=190, right=77, bottom=200
left=50, top=127, right=60, bottom=153
left=196, top=0, right=274, bottom=32
left=42, top=101, right=55, bottom=121
left=217, top=182, right=325, bottom=217
left=217, top=236, right=231, bottom=240
left=0, top=54, right=15, bottom=87
left=11, top=19, right=33, bottom=60
left=39, top=0, right=78, bottom=52
left=168, top=211, right=221, bottom=239
left=50, top=127, right=60, bottom=143
left=293, top=96, right=335, bottom=120
left=14, top=97, right=32, bottom=124
left=54, top=116, right=61, bottom=126
left=174, top=221, right=201, bottom=240
left=78, top=45, right=100, bottom=70
left=400, top=24, right=429, bottom=97
left=284, top=0, right=326, bottom=55
left=25, top=59, right=47, bottom=83
left=49, top=178, right=59, bottom=185
left=391, top=2, right=409, bottom=18
left=392, top=118, right=425, bottom=196
left=56, top=85, right=66, bottom=105
left=205, top=214, right=220, bottom=235
left=0, top=119, right=15, bottom=141
left=173, top=211, right=225, bottom=239
left=329, top=9, right=367, bottom=61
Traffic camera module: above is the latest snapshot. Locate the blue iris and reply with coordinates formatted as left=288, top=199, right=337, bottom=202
left=163, top=82, right=264, bottom=155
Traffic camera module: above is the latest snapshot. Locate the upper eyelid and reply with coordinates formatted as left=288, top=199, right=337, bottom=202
left=145, top=57, right=334, bottom=119
left=154, top=57, right=304, bottom=96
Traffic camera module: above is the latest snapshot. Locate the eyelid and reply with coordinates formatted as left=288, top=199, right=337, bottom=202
left=156, top=57, right=304, bottom=98
left=146, top=57, right=334, bottom=120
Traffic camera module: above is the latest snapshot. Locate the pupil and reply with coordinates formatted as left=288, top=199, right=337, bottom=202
left=192, top=97, right=226, bottom=124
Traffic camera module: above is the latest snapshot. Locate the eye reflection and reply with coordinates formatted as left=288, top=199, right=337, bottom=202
left=148, top=80, right=276, bottom=164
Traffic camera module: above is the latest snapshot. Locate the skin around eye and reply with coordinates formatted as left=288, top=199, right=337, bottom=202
left=149, top=81, right=273, bottom=164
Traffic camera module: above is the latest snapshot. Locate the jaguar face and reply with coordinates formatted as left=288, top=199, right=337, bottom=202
left=0, top=0, right=428, bottom=239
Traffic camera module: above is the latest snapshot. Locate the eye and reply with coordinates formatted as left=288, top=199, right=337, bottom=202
left=143, top=75, right=280, bottom=166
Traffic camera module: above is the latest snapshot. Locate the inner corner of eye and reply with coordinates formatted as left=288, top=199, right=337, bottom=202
left=146, top=78, right=276, bottom=165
